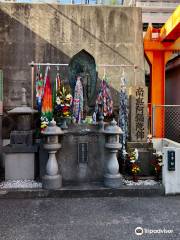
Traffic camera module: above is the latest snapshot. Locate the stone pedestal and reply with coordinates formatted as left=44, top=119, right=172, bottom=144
left=42, top=146, right=62, bottom=189
left=127, top=142, right=154, bottom=176
left=42, top=174, right=62, bottom=189
left=104, top=151, right=122, bottom=188
left=3, top=145, right=37, bottom=180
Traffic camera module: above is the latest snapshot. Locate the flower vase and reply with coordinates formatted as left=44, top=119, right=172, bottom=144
left=133, top=174, right=138, bottom=182
left=155, top=172, right=160, bottom=182
left=61, top=117, right=68, bottom=129
left=56, top=117, right=62, bottom=128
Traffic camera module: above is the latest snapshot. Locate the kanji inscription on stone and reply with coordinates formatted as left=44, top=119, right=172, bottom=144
left=135, top=87, right=145, bottom=140
left=78, top=142, right=88, bottom=164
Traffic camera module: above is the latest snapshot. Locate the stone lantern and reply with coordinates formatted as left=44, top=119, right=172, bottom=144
left=42, top=119, right=64, bottom=189
left=3, top=88, right=37, bottom=180
left=104, top=119, right=123, bottom=188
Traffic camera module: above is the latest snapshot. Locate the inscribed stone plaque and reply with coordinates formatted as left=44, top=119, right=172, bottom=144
left=78, top=143, right=88, bottom=164
left=129, top=86, right=148, bottom=142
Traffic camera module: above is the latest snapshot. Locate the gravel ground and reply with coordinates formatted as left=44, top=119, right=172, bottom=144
left=0, top=180, right=42, bottom=189
left=0, top=179, right=158, bottom=189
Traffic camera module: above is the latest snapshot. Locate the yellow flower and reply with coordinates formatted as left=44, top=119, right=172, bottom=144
left=66, top=94, right=72, bottom=101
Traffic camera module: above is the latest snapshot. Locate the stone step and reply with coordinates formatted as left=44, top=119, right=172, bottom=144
left=0, top=182, right=164, bottom=199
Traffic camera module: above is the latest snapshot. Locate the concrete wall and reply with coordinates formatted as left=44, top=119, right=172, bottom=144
left=153, top=138, right=180, bottom=195
left=0, top=3, right=144, bottom=108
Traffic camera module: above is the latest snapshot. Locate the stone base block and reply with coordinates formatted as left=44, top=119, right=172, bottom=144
left=42, top=174, right=62, bottom=189
left=5, top=153, right=35, bottom=180
left=104, top=173, right=122, bottom=188
left=127, top=141, right=155, bottom=176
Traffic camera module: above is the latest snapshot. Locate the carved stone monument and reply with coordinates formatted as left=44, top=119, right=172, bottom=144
left=128, top=86, right=153, bottom=176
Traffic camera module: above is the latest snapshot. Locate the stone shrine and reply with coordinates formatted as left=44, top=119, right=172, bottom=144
left=0, top=4, right=152, bottom=184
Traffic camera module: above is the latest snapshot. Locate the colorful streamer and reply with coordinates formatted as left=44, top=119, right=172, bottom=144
left=95, top=74, right=113, bottom=117
left=41, top=67, right=53, bottom=122
left=35, top=65, right=44, bottom=112
left=73, top=76, right=83, bottom=124
left=119, top=71, right=129, bottom=155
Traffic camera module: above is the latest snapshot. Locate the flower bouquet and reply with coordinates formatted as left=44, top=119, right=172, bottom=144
left=54, top=85, right=72, bottom=128
left=151, top=151, right=163, bottom=181
left=127, top=148, right=141, bottom=182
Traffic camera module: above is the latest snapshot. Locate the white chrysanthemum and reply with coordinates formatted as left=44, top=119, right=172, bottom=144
left=156, top=151, right=163, bottom=157
left=130, top=160, right=136, bottom=163
left=134, top=148, right=139, bottom=160
left=56, top=97, right=61, bottom=105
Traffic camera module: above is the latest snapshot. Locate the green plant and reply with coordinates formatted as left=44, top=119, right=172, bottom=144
left=151, top=151, right=163, bottom=174
left=111, top=0, right=118, bottom=5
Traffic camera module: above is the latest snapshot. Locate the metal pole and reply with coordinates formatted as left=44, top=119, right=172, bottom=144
left=29, top=62, right=136, bottom=68
left=98, top=64, right=136, bottom=68
left=29, top=62, right=69, bottom=66
left=152, top=104, right=156, bottom=137
left=31, top=62, right=35, bottom=109
left=154, top=105, right=180, bottom=107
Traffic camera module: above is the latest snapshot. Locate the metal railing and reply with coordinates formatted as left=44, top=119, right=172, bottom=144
left=152, top=105, right=180, bottom=142
left=0, top=0, right=124, bottom=4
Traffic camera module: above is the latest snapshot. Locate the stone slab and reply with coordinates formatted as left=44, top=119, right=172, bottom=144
left=10, top=130, right=33, bottom=145
left=127, top=141, right=153, bottom=149
left=3, top=144, right=38, bottom=153
left=42, top=174, right=62, bottom=190
left=5, top=153, right=35, bottom=180
left=127, top=141, right=155, bottom=176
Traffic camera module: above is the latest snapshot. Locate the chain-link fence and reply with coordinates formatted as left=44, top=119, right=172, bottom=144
left=152, top=105, right=180, bottom=142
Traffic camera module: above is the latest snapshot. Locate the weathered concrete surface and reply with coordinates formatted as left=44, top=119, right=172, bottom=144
left=0, top=196, right=179, bottom=239
left=0, top=3, right=144, bottom=114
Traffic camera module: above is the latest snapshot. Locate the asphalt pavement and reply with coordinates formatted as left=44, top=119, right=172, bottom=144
left=0, top=196, right=180, bottom=240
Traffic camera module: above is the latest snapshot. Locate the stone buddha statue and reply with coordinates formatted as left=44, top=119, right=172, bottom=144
left=77, top=71, right=90, bottom=118
left=68, top=50, right=97, bottom=117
